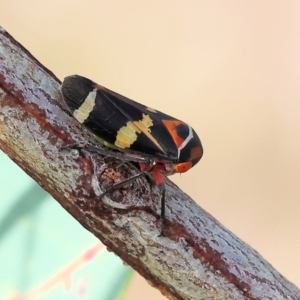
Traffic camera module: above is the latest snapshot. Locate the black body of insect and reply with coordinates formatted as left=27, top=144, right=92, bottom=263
left=61, top=75, right=203, bottom=233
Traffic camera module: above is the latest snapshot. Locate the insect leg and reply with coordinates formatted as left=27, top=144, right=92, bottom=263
left=84, top=144, right=152, bottom=164
left=158, top=186, right=166, bottom=236
left=100, top=170, right=149, bottom=198
left=147, top=166, right=167, bottom=235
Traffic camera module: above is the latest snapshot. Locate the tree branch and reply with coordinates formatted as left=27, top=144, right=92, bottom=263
left=0, top=26, right=299, bottom=300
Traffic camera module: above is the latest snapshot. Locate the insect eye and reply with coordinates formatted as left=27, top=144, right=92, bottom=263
left=174, top=162, right=193, bottom=174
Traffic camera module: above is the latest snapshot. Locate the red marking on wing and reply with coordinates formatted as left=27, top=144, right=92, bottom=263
left=162, top=120, right=185, bottom=148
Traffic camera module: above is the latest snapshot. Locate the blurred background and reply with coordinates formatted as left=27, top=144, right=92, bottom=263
left=1, top=1, right=300, bottom=299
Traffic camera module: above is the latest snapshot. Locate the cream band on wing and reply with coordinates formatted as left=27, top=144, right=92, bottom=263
left=115, top=113, right=165, bottom=153
left=73, top=88, right=97, bottom=123
left=177, top=124, right=193, bottom=158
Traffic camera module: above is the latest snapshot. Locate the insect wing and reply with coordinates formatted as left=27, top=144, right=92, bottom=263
left=61, top=75, right=179, bottom=161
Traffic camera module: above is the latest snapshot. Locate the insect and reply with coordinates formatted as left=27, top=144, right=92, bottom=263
left=61, top=75, right=203, bottom=233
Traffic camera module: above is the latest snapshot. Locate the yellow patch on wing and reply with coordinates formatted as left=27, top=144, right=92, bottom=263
left=115, top=121, right=140, bottom=149
left=93, top=134, right=118, bottom=150
left=146, top=106, right=157, bottom=113
left=73, top=89, right=97, bottom=123
left=115, top=114, right=165, bottom=153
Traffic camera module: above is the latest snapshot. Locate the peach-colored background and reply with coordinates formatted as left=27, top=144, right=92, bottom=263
left=1, top=1, right=300, bottom=299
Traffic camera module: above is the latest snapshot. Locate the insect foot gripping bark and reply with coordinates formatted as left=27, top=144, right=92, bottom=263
left=60, top=75, right=203, bottom=235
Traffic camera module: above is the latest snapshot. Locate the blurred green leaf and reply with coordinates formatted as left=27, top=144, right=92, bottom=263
left=0, top=151, right=133, bottom=300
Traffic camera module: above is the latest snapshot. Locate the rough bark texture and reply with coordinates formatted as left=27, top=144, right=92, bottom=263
left=0, top=26, right=299, bottom=300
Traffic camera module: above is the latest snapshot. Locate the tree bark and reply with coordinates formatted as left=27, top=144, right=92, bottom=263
left=0, top=26, right=299, bottom=300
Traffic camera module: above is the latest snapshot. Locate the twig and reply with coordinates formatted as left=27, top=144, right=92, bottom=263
left=0, top=26, right=299, bottom=300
